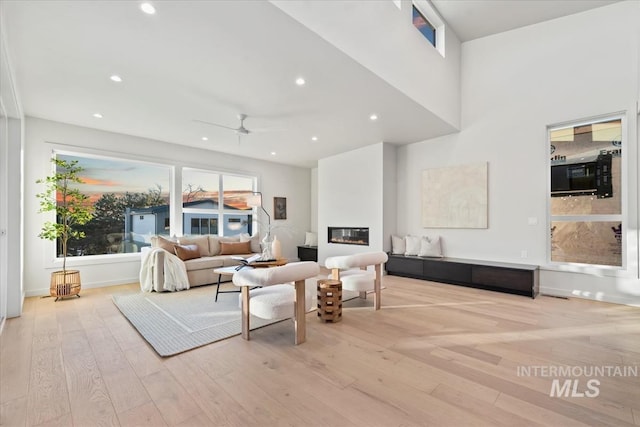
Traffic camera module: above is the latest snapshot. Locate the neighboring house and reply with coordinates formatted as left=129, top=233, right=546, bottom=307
left=125, top=199, right=253, bottom=247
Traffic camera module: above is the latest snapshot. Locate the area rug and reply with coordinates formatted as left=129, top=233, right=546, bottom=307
left=112, top=283, right=363, bottom=357
left=112, top=284, right=284, bottom=357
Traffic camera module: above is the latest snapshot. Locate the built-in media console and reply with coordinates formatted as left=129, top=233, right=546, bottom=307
left=386, top=254, right=539, bottom=298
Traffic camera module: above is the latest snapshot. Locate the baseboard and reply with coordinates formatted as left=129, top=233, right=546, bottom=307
left=25, top=276, right=139, bottom=297
left=540, top=285, right=640, bottom=307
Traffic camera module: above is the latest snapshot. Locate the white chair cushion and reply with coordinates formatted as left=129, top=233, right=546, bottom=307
left=324, top=252, right=388, bottom=269
left=238, top=284, right=314, bottom=320
left=232, top=261, right=319, bottom=288
left=339, top=271, right=375, bottom=292
left=337, top=269, right=371, bottom=277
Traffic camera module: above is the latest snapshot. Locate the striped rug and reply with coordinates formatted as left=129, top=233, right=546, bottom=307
left=112, top=284, right=282, bottom=357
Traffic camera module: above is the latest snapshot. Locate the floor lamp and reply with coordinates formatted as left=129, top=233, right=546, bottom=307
left=246, top=192, right=273, bottom=259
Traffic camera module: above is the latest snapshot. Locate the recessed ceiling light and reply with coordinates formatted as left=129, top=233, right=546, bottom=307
left=110, top=75, right=122, bottom=83
left=311, top=136, right=318, bottom=141
left=270, top=152, right=277, bottom=156
left=140, top=2, right=156, bottom=14
left=295, top=77, right=306, bottom=86
left=369, top=114, right=378, bottom=121
left=201, top=137, right=208, bottom=141
left=93, top=113, right=103, bottom=119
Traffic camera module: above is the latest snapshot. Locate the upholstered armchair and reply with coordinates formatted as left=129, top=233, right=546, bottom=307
left=324, top=251, right=388, bottom=310
left=232, top=261, right=320, bottom=345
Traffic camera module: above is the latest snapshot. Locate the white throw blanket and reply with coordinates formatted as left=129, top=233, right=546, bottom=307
left=139, top=248, right=190, bottom=292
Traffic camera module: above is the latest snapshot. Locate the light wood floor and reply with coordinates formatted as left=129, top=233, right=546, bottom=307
left=2, top=274, right=640, bottom=427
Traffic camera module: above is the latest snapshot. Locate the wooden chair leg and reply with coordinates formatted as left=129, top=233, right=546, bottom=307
left=374, top=263, right=381, bottom=310
left=293, top=279, right=306, bottom=345
left=241, top=286, right=250, bottom=340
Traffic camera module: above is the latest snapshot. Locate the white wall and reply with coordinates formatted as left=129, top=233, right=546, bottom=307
left=4, top=118, right=23, bottom=315
left=382, top=143, right=397, bottom=253
left=318, top=143, right=388, bottom=264
left=271, top=0, right=461, bottom=130
left=310, top=167, right=318, bottom=232
left=396, top=1, right=640, bottom=305
left=24, top=117, right=312, bottom=297
left=0, top=4, right=25, bottom=318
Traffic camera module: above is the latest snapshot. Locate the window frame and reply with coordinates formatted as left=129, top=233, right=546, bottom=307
left=412, top=0, right=446, bottom=57
left=546, top=113, right=627, bottom=273
left=181, top=167, right=257, bottom=237
left=42, top=147, right=259, bottom=268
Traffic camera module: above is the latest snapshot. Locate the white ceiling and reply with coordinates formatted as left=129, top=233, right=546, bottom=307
left=432, top=0, right=621, bottom=42
left=2, top=0, right=621, bottom=168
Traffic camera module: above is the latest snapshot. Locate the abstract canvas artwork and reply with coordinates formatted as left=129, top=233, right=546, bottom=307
left=422, top=162, right=488, bottom=228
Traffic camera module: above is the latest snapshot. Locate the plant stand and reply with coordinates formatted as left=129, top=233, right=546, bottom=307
left=50, top=270, right=81, bottom=301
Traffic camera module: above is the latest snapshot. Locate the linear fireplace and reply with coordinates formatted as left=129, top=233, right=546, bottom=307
left=328, top=227, right=369, bottom=246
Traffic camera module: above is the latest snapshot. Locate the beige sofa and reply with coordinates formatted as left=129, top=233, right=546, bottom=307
left=145, top=234, right=261, bottom=288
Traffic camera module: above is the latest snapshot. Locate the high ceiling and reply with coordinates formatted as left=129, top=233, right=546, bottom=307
left=1, top=0, right=621, bottom=168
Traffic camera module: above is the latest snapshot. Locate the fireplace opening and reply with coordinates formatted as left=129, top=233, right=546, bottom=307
left=328, top=227, right=369, bottom=246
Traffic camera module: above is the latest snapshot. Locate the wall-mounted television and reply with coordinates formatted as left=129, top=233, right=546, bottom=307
left=551, top=154, right=612, bottom=198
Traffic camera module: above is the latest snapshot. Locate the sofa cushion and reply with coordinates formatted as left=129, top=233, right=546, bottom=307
left=174, top=244, right=200, bottom=261
left=220, top=241, right=252, bottom=255
left=151, top=235, right=178, bottom=253
left=240, top=233, right=261, bottom=253
left=177, top=235, right=210, bottom=257
left=183, top=256, right=225, bottom=271
left=209, top=235, right=241, bottom=256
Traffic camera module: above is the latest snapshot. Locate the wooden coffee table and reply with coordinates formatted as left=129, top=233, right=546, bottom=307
left=248, top=259, right=287, bottom=268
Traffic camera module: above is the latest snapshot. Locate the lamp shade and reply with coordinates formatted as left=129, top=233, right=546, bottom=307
left=246, top=193, right=262, bottom=208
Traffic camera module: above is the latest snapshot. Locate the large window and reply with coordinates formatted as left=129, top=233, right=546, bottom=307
left=548, top=116, right=623, bottom=267
left=55, top=153, right=171, bottom=256
left=50, top=152, right=258, bottom=260
left=182, top=168, right=255, bottom=237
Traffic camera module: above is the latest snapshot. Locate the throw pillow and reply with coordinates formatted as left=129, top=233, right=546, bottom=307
left=152, top=235, right=177, bottom=253
left=240, top=233, right=261, bottom=253
left=419, top=236, right=443, bottom=258
left=178, top=235, right=210, bottom=257
left=174, top=244, right=201, bottom=261
left=404, top=235, right=421, bottom=256
left=209, top=235, right=240, bottom=256
left=391, top=235, right=406, bottom=255
left=219, top=241, right=252, bottom=255
left=304, top=231, right=318, bottom=246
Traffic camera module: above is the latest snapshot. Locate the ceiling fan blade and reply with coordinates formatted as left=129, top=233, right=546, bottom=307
left=193, top=119, right=238, bottom=132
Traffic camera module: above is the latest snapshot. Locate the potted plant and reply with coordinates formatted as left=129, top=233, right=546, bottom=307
left=37, top=158, right=93, bottom=300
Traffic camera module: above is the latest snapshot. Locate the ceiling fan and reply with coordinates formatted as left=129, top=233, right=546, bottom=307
left=194, top=113, right=252, bottom=136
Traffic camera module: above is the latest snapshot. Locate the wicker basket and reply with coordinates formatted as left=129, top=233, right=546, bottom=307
left=317, top=279, right=342, bottom=323
left=50, top=270, right=81, bottom=301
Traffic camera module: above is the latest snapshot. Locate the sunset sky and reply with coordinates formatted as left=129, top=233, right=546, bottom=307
left=56, top=154, right=256, bottom=208
left=58, top=154, right=170, bottom=197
